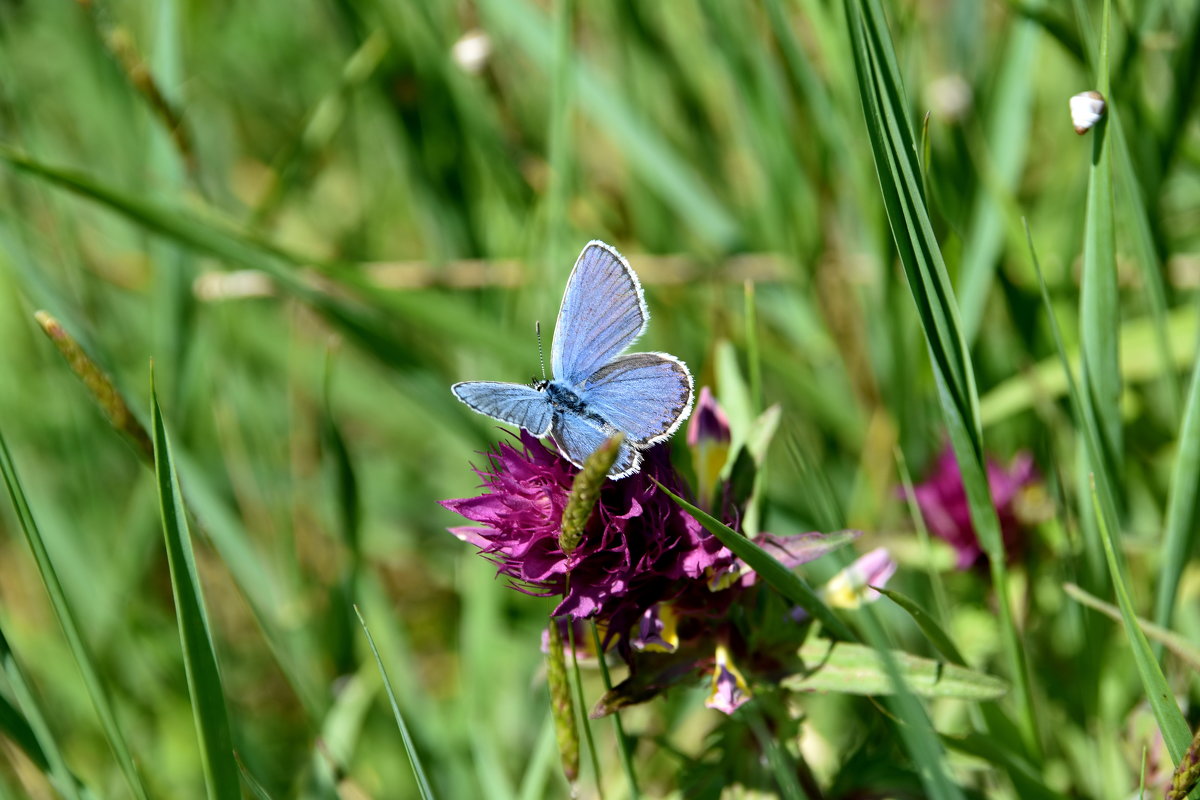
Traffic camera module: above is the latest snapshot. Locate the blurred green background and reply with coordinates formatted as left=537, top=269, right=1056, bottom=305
left=0, top=0, right=1198, bottom=797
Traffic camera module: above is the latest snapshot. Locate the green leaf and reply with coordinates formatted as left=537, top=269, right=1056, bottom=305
left=1077, top=0, right=1123, bottom=488
left=652, top=480, right=854, bottom=641
left=354, top=606, right=437, bottom=800
left=844, top=0, right=1039, bottom=758
left=1152, top=301, right=1200, bottom=635
left=876, top=588, right=967, bottom=667
left=1089, top=481, right=1192, bottom=761
left=1064, top=583, right=1200, bottom=672
left=151, top=375, right=240, bottom=800
left=0, top=430, right=150, bottom=800
left=782, top=641, right=1008, bottom=701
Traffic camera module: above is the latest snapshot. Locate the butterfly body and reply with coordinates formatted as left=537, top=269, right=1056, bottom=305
left=452, top=241, right=693, bottom=479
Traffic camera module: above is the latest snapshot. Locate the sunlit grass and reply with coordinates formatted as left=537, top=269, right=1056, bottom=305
left=0, top=0, right=1198, bottom=797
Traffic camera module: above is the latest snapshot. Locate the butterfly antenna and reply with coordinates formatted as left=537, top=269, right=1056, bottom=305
left=535, top=321, right=547, bottom=381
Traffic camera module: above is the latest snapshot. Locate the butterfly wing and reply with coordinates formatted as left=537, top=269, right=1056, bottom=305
left=451, top=382, right=553, bottom=436
left=550, top=412, right=643, bottom=479
left=551, top=241, right=649, bottom=386
left=578, top=352, right=693, bottom=445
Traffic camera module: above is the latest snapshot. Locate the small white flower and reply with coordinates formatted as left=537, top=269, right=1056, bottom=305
left=1069, top=90, right=1106, bottom=134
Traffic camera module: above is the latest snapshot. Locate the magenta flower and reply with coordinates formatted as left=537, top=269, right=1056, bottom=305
left=907, top=447, right=1038, bottom=569
left=441, top=431, right=734, bottom=636
left=705, top=644, right=751, bottom=715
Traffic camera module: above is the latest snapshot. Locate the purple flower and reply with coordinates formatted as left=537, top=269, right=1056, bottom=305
left=441, top=431, right=734, bottom=635
left=705, top=644, right=751, bottom=715
left=822, top=547, right=897, bottom=609
left=688, top=387, right=731, bottom=510
left=907, top=447, right=1039, bottom=569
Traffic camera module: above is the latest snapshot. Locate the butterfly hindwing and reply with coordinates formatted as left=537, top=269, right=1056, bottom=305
left=451, top=382, right=553, bottom=436
left=551, top=241, right=649, bottom=386
left=550, top=411, right=643, bottom=478
left=579, top=352, right=694, bottom=444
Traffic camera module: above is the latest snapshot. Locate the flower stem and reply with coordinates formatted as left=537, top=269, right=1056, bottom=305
left=567, top=620, right=604, bottom=798
left=591, top=622, right=641, bottom=799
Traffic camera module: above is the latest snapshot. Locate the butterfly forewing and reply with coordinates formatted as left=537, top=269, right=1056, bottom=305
left=551, top=241, right=648, bottom=386
left=451, top=382, right=553, bottom=436
left=550, top=412, right=643, bottom=477
left=580, top=353, right=693, bottom=444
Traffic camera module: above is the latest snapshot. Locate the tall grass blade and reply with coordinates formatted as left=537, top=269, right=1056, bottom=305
left=1027, top=224, right=1189, bottom=760
left=0, top=431, right=150, bottom=800
left=843, top=0, right=1039, bottom=758
left=1078, top=0, right=1123, bottom=486
left=0, top=627, right=83, bottom=800
left=150, top=375, right=240, bottom=800
left=1089, top=480, right=1191, bottom=760
left=353, top=606, right=437, bottom=800
left=1152, top=321, right=1200, bottom=636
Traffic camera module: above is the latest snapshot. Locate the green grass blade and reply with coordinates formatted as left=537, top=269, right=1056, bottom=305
left=746, top=705, right=806, bottom=800
left=1152, top=316, right=1200, bottom=635
left=1026, top=224, right=1189, bottom=761
left=0, top=626, right=82, bottom=800
left=0, top=430, right=150, bottom=800
left=1089, top=479, right=1191, bottom=760
left=354, top=606, right=437, bottom=800
left=150, top=375, right=241, bottom=800
left=0, top=147, right=414, bottom=368
left=475, top=0, right=739, bottom=248
left=1065, top=583, right=1200, bottom=671
left=1078, top=0, right=1123, bottom=485
left=876, top=588, right=967, bottom=666
left=653, top=480, right=854, bottom=641
left=844, top=0, right=1039, bottom=758
left=235, top=752, right=276, bottom=800
left=957, top=18, right=1038, bottom=343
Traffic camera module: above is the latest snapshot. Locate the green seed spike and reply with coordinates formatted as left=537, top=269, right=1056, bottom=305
left=546, top=619, right=580, bottom=784
left=1167, top=724, right=1200, bottom=800
left=559, top=432, right=625, bottom=554
left=34, top=311, right=154, bottom=464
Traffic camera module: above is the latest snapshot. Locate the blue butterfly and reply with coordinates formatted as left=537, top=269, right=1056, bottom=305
left=452, top=241, right=694, bottom=479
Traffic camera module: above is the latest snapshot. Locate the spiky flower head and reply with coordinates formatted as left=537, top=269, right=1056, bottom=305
left=441, top=431, right=733, bottom=635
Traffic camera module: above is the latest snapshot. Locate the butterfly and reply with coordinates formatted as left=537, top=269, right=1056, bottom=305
left=452, top=241, right=694, bottom=479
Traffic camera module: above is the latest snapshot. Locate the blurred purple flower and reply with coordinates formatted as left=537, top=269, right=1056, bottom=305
left=705, top=644, right=751, bottom=714
left=688, top=386, right=731, bottom=510
left=822, top=547, right=897, bottom=609
left=687, top=386, right=731, bottom=448
left=906, top=447, right=1038, bottom=569
left=441, top=431, right=734, bottom=634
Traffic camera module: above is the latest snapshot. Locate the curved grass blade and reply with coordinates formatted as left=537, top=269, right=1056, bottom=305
left=876, top=588, right=966, bottom=666
left=652, top=480, right=853, bottom=641
left=1089, top=479, right=1191, bottom=761
left=0, top=430, right=150, bottom=800
left=0, top=627, right=83, bottom=800
left=150, top=376, right=240, bottom=800
left=1152, top=301, right=1200, bottom=636
left=844, top=0, right=1039, bottom=758
left=353, top=606, right=436, bottom=800
left=1027, top=223, right=1191, bottom=761
left=235, top=752, right=276, bottom=800
left=1065, top=583, right=1200, bottom=672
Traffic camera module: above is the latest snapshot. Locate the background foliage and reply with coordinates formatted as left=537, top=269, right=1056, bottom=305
left=0, top=0, right=1198, bottom=797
